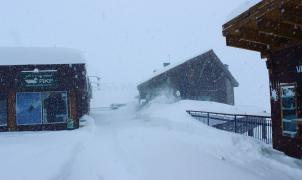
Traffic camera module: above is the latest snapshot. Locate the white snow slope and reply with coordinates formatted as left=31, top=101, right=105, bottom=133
left=0, top=99, right=301, bottom=180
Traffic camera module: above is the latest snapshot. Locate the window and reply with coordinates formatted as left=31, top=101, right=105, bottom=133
left=16, top=91, right=68, bottom=125
left=280, top=84, right=297, bottom=138
left=42, top=92, right=68, bottom=124
left=0, top=94, right=7, bottom=126
left=16, top=92, right=42, bottom=125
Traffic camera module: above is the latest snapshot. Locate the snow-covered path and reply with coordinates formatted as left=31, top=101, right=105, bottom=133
left=0, top=101, right=301, bottom=180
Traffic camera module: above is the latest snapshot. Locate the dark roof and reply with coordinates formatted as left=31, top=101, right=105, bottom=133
left=138, top=50, right=239, bottom=88
left=223, top=0, right=302, bottom=58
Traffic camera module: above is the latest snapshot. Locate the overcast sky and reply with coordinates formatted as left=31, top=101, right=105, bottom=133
left=0, top=0, right=270, bottom=109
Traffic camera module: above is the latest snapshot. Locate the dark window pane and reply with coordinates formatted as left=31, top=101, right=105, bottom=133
left=283, top=122, right=296, bottom=132
left=42, top=92, right=68, bottom=124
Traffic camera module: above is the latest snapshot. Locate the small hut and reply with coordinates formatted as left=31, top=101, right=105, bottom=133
left=223, top=0, right=302, bottom=158
left=137, top=50, right=239, bottom=105
left=0, top=47, right=91, bottom=131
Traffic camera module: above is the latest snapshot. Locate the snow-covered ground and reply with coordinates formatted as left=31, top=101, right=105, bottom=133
left=0, top=99, right=301, bottom=180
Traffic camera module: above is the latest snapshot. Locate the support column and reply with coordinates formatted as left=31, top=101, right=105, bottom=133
left=7, top=91, right=16, bottom=131
left=69, top=90, right=78, bottom=128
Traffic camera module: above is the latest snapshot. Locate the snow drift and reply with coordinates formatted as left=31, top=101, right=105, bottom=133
left=0, top=99, right=300, bottom=180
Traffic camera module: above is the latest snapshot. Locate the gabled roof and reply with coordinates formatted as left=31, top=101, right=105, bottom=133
left=0, top=47, right=85, bottom=65
left=138, top=50, right=239, bottom=88
left=223, top=0, right=302, bottom=58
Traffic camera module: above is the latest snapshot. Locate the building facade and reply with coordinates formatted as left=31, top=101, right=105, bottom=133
left=223, top=0, right=302, bottom=158
left=0, top=48, right=91, bottom=131
left=137, top=50, right=239, bottom=105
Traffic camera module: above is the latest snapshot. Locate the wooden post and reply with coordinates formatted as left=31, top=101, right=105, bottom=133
left=69, top=90, right=78, bottom=128
left=7, top=91, right=16, bottom=131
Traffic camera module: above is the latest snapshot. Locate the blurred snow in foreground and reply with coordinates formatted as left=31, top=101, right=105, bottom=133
left=0, top=98, right=301, bottom=180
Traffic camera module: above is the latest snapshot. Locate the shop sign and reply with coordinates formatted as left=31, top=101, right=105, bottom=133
left=296, top=65, right=302, bottom=73
left=20, top=71, right=58, bottom=88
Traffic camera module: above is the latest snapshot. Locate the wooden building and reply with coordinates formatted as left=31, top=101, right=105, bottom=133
left=137, top=50, right=239, bottom=105
left=0, top=47, right=91, bottom=131
left=223, top=0, right=302, bottom=158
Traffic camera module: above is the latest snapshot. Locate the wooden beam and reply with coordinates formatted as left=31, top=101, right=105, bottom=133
left=226, top=36, right=269, bottom=53
left=223, top=0, right=291, bottom=32
left=257, top=18, right=302, bottom=41
left=281, top=3, right=302, bottom=27
left=222, top=0, right=302, bottom=57
left=8, top=91, right=16, bottom=131
left=226, top=28, right=292, bottom=49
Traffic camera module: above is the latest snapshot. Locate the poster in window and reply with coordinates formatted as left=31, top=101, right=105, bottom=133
left=16, top=92, right=42, bottom=125
left=281, top=85, right=297, bottom=137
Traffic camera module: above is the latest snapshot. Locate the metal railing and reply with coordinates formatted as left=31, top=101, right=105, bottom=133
left=186, top=110, right=272, bottom=144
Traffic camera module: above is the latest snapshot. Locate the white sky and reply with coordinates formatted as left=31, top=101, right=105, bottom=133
left=0, top=0, right=270, bottom=110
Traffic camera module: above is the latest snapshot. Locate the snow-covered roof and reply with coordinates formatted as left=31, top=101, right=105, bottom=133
left=0, top=47, right=85, bottom=65
left=138, top=49, right=239, bottom=87
left=139, top=49, right=212, bottom=85
left=226, top=0, right=261, bottom=22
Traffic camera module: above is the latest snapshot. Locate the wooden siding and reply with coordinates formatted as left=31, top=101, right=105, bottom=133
left=138, top=50, right=238, bottom=105
left=0, top=63, right=91, bottom=131
left=223, top=0, right=302, bottom=159
left=268, top=44, right=302, bottom=158
left=222, top=0, right=302, bottom=58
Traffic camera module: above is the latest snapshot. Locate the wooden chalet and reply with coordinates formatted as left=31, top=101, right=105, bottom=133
left=0, top=47, right=92, bottom=131
left=137, top=50, right=239, bottom=105
left=223, top=0, right=302, bottom=158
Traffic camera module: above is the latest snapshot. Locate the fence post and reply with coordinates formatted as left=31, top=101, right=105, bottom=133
left=262, top=118, right=267, bottom=140
left=248, top=116, right=254, bottom=137
left=248, top=129, right=254, bottom=137
left=207, top=112, right=210, bottom=126
left=234, top=115, right=237, bottom=133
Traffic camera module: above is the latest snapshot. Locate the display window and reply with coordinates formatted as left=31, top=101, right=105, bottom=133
left=16, top=92, right=42, bottom=125
left=42, top=92, right=68, bottom=124
left=16, top=91, right=68, bottom=125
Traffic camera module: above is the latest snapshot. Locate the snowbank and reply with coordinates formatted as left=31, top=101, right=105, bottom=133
left=0, top=47, right=85, bottom=65
left=133, top=99, right=301, bottom=180
left=141, top=96, right=270, bottom=118
left=0, top=99, right=300, bottom=180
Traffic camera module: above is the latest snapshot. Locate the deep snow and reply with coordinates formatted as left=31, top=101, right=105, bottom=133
left=0, top=99, right=301, bottom=180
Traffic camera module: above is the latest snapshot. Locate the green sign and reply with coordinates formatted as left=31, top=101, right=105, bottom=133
left=20, top=71, right=58, bottom=88
left=67, top=118, right=75, bottom=130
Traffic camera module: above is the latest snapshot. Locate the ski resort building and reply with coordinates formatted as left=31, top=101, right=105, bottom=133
left=223, top=0, right=302, bottom=158
left=137, top=50, right=239, bottom=105
left=0, top=47, right=91, bottom=131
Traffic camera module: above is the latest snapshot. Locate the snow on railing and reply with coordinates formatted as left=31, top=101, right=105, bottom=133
left=186, top=110, right=272, bottom=144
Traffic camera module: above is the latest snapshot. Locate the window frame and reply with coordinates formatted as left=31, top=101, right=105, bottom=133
left=16, top=91, right=69, bottom=126
left=16, top=92, right=43, bottom=126
left=280, top=83, right=298, bottom=138
left=42, top=91, right=69, bottom=125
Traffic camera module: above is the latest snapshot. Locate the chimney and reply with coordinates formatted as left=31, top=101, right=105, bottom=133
left=163, top=62, right=170, bottom=67
left=224, top=64, right=229, bottom=70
